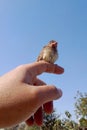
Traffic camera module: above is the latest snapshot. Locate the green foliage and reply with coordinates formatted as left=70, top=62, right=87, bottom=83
left=24, top=125, right=40, bottom=130
left=65, top=111, right=72, bottom=119
left=61, top=111, right=78, bottom=130
left=74, top=91, right=87, bottom=119
left=79, top=117, right=87, bottom=127
left=41, top=110, right=59, bottom=130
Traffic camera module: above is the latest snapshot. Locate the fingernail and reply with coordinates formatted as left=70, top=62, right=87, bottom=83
left=58, top=89, right=63, bottom=97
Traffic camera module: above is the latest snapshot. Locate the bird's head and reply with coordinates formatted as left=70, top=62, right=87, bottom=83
left=48, top=40, right=58, bottom=48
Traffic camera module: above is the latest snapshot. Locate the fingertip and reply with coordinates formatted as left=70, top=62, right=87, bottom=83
left=26, top=116, right=34, bottom=126
left=55, top=64, right=64, bottom=74
left=57, top=88, right=63, bottom=98
left=43, top=101, right=53, bottom=114
left=34, top=107, right=43, bottom=126
left=36, top=85, right=63, bottom=104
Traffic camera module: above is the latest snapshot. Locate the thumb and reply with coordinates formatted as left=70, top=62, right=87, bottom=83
left=34, top=85, right=62, bottom=105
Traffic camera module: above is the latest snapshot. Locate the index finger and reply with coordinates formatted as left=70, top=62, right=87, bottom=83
left=25, top=61, right=64, bottom=77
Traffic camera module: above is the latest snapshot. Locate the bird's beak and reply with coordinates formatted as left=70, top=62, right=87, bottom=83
left=52, top=42, right=58, bottom=47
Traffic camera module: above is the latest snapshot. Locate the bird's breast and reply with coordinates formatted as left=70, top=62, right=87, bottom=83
left=42, top=48, right=58, bottom=63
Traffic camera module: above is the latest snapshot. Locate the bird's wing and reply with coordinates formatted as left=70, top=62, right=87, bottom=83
left=37, top=46, right=47, bottom=61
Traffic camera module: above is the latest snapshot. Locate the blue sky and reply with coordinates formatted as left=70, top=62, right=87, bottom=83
left=0, top=0, right=87, bottom=120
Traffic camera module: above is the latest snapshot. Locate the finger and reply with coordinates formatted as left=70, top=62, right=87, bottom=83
left=33, top=85, right=63, bottom=105
left=43, top=101, right=53, bottom=114
left=25, top=61, right=64, bottom=77
left=26, top=116, right=34, bottom=126
left=33, top=79, right=54, bottom=114
left=34, top=107, right=43, bottom=126
left=33, top=78, right=46, bottom=86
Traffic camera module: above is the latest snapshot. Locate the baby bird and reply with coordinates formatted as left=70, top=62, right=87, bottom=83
left=37, top=40, right=58, bottom=63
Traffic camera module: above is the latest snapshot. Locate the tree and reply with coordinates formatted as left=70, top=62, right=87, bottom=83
left=79, top=117, right=87, bottom=128
left=74, top=91, right=87, bottom=119
left=41, top=110, right=60, bottom=130
left=62, top=111, right=78, bottom=130
left=74, top=91, right=87, bottom=128
left=24, top=125, right=40, bottom=130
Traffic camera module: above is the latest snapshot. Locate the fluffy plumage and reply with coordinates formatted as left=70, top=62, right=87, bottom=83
left=37, top=40, right=58, bottom=63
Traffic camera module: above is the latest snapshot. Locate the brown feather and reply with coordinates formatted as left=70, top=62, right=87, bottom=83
left=37, top=40, right=58, bottom=63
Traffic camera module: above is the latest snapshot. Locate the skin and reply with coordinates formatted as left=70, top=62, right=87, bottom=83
left=0, top=61, right=64, bottom=128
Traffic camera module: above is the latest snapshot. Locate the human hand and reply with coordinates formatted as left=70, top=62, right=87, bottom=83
left=0, top=61, right=64, bottom=128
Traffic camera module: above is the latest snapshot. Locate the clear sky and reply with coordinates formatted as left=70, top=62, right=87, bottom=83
left=0, top=0, right=87, bottom=120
